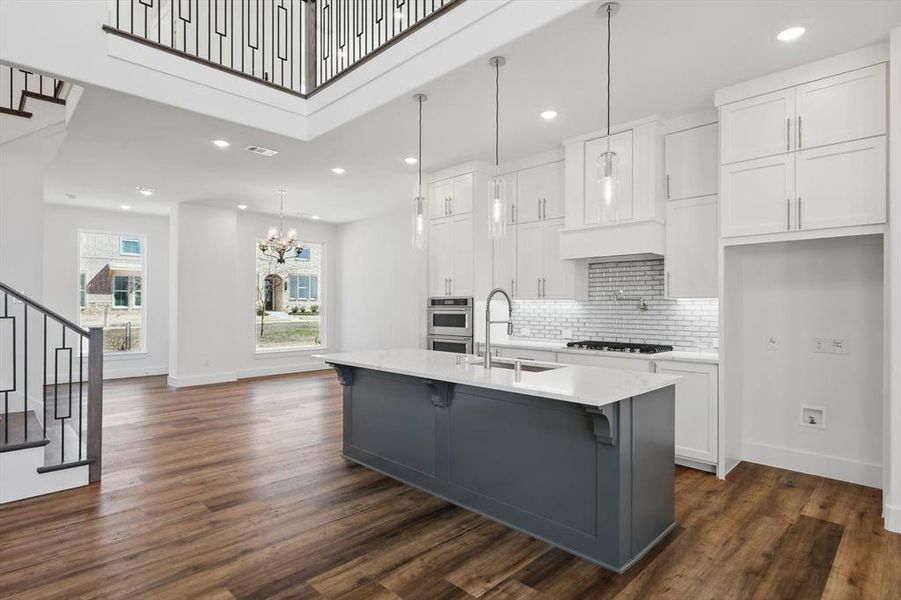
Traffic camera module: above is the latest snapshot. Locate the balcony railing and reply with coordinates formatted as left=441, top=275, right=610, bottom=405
left=104, top=0, right=462, bottom=97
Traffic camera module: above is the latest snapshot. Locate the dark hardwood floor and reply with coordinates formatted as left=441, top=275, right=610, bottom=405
left=0, top=372, right=898, bottom=599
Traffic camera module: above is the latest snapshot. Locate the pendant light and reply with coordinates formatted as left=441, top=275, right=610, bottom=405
left=488, top=56, right=507, bottom=239
left=598, top=3, right=620, bottom=213
left=411, top=93, right=428, bottom=249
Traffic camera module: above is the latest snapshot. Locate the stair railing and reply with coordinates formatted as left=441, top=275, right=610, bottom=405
left=0, top=63, right=64, bottom=116
left=0, top=282, right=103, bottom=482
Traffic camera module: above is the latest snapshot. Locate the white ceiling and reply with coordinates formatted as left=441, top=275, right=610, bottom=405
left=45, top=0, right=901, bottom=222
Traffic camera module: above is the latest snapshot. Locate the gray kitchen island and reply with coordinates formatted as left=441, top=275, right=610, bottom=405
left=316, top=348, right=679, bottom=573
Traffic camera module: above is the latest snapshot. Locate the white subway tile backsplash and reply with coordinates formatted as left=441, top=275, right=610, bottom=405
left=512, top=258, right=719, bottom=351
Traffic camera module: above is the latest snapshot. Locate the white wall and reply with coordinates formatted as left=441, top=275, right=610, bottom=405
left=725, top=235, right=884, bottom=487
left=43, top=204, right=169, bottom=379
left=336, top=208, right=426, bottom=352
left=168, top=204, right=237, bottom=387
left=235, top=211, right=339, bottom=378
left=0, top=133, right=44, bottom=297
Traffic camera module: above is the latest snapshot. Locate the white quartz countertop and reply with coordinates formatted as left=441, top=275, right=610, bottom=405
left=315, top=348, right=680, bottom=409
left=479, top=339, right=720, bottom=364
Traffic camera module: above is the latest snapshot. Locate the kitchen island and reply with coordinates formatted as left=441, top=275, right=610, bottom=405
left=316, top=348, right=679, bottom=573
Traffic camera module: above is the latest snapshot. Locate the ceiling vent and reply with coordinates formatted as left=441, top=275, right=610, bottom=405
left=245, top=145, right=279, bottom=157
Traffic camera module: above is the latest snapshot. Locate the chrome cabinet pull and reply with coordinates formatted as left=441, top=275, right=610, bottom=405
left=786, top=198, right=791, bottom=231
left=797, top=197, right=802, bottom=229
left=667, top=271, right=671, bottom=294
left=666, top=175, right=671, bottom=200
left=511, top=204, right=516, bottom=223
left=448, top=196, right=453, bottom=215
left=786, top=118, right=791, bottom=151
left=537, top=277, right=542, bottom=297
left=798, top=115, right=802, bottom=149
left=537, top=198, right=542, bottom=220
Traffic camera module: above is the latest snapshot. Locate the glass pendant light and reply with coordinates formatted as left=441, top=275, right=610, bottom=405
left=488, top=56, right=507, bottom=240
left=597, top=3, right=620, bottom=216
left=411, top=93, right=428, bottom=249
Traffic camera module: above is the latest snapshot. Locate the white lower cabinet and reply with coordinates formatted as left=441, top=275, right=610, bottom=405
left=495, top=347, right=557, bottom=362
left=428, top=214, right=473, bottom=296
left=653, top=361, right=718, bottom=467
left=556, top=352, right=653, bottom=373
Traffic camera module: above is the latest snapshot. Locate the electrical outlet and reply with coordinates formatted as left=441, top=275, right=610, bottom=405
left=800, top=405, right=826, bottom=429
left=767, top=336, right=777, bottom=351
left=814, top=338, right=829, bottom=353
left=521, top=327, right=531, bottom=337
left=829, top=338, right=849, bottom=354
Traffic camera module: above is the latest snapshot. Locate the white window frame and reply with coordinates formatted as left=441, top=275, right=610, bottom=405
left=78, top=230, right=148, bottom=356
left=256, top=241, right=326, bottom=355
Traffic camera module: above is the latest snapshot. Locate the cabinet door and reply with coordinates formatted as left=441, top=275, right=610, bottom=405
left=795, top=136, right=886, bottom=231
left=665, top=196, right=718, bottom=298
left=516, top=166, right=543, bottom=223
left=450, top=214, right=473, bottom=296
left=665, top=123, right=718, bottom=201
left=654, top=361, right=718, bottom=465
left=721, top=154, right=794, bottom=237
left=516, top=222, right=543, bottom=300
left=720, top=88, right=794, bottom=164
left=428, top=180, right=452, bottom=220
left=495, top=172, right=518, bottom=225
left=493, top=224, right=517, bottom=296
left=795, top=64, right=886, bottom=150
left=429, top=218, right=453, bottom=295
left=584, top=130, right=633, bottom=224
left=449, top=173, right=473, bottom=215
left=541, top=161, right=566, bottom=220
left=540, top=219, right=573, bottom=299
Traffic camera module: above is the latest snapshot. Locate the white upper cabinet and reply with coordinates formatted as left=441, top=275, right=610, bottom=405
left=514, top=161, right=564, bottom=223
left=795, top=136, right=886, bottom=231
left=794, top=64, right=886, bottom=150
left=514, top=218, right=572, bottom=300
left=492, top=224, right=517, bottom=296
left=720, top=88, right=794, bottom=164
left=665, top=123, right=718, bottom=201
left=721, top=154, right=795, bottom=237
left=428, top=173, right=473, bottom=219
left=515, top=222, right=543, bottom=300
left=584, top=130, right=634, bottom=224
left=665, top=196, right=718, bottom=298
left=540, top=219, right=573, bottom=299
left=428, top=213, right=473, bottom=296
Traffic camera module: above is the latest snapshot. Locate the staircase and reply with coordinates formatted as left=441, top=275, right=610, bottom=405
left=0, top=63, right=71, bottom=145
left=0, top=282, right=103, bottom=503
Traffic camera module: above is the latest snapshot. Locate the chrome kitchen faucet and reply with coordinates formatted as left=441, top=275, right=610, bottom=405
left=484, top=287, right=514, bottom=369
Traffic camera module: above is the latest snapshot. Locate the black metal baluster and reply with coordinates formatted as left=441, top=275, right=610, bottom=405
left=78, top=332, right=83, bottom=460
left=24, top=304, right=27, bottom=440
left=42, top=314, right=47, bottom=438
left=2, top=293, right=8, bottom=444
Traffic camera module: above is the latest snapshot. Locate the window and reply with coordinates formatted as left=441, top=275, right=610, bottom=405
left=79, top=232, right=145, bottom=353
left=113, top=275, right=130, bottom=307
left=120, top=238, right=141, bottom=256
left=256, top=241, right=323, bottom=350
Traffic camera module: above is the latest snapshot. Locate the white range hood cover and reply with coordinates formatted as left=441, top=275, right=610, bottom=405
left=559, top=220, right=665, bottom=260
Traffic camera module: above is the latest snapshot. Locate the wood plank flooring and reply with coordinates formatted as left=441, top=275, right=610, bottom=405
left=0, top=371, right=898, bottom=599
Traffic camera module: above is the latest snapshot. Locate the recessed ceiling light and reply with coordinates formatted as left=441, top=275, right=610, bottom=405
left=212, top=139, right=230, bottom=148
left=331, top=167, right=346, bottom=175
left=777, top=26, right=806, bottom=41
left=540, top=110, right=558, bottom=120
left=135, top=186, right=154, bottom=196
left=237, top=204, right=248, bottom=210
left=404, top=157, right=418, bottom=165
left=311, top=215, right=321, bottom=220
left=120, top=205, right=131, bottom=210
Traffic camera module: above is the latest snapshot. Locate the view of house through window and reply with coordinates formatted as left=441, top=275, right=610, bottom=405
left=256, top=242, right=323, bottom=350
left=78, top=232, right=145, bottom=353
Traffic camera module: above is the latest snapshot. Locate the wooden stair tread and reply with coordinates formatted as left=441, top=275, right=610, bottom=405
left=0, top=411, right=49, bottom=452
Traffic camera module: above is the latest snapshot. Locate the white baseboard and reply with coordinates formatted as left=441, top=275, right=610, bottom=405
left=885, top=501, right=901, bottom=533
left=105, top=365, right=168, bottom=380
left=166, top=371, right=237, bottom=388
left=237, top=362, right=331, bottom=380
left=675, top=456, right=717, bottom=473
left=742, top=440, right=882, bottom=488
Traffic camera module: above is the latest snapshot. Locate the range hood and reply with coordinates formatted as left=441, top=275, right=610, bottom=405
left=559, top=220, right=665, bottom=260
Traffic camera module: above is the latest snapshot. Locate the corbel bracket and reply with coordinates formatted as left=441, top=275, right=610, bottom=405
left=332, top=364, right=353, bottom=386
left=424, top=379, right=452, bottom=407
left=586, top=404, right=618, bottom=446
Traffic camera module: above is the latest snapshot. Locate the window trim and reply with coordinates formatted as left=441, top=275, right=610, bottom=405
left=78, top=229, right=148, bottom=356
left=255, top=240, right=326, bottom=353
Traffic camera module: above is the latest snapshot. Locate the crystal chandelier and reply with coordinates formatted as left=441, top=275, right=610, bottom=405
left=259, top=189, right=303, bottom=263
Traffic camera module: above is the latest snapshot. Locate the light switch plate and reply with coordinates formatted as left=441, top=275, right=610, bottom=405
left=829, top=338, right=849, bottom=354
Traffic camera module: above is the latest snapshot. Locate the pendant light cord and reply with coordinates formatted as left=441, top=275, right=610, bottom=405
left=418, top=96, right=423, bottom=197
left=606, top=4, right=612, bottom=137
left=495, top=60, right=500, bottom=167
